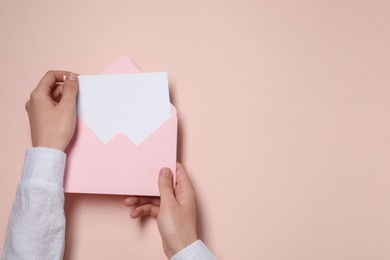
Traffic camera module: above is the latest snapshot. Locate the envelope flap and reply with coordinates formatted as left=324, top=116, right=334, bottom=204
left=102, top=55, right=141, bottom=74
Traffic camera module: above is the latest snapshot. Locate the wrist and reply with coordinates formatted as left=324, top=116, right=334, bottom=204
left=33, top=144, right=66, bottom=152
left=168, top=234, right=198, bottom=258
left=32, top=137, right=68, bottom=152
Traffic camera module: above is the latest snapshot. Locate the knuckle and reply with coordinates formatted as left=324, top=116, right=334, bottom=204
left=143, top=205, right=151, bottom=214
left=152, top=198, right=160, bottom=205
left=29, top=91, right=40, bottom=102
left=25, top=100, right=30, bottom=111
left=45, top=70, right=54, bottom=76
left=132, top=197, right=140, bottom=205
left=176, top=162, right=184, bottom=171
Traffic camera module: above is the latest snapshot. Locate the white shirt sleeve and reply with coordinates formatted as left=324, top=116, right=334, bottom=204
left=171, top=240, right=217, bottom=260
left=2, top=147, right=66, bottom=260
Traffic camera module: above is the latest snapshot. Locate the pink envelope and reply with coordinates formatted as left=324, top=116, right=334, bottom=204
left=64, top=56, right=177, bottom=196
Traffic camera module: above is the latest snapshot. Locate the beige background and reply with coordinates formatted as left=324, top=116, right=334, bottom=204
left=1, top=0, right=390, bottom=259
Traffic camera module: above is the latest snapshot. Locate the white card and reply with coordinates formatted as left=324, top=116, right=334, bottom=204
left=77, top=72, right=171, bottom=144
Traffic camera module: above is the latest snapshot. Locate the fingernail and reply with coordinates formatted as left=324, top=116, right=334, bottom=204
left=160, top=167, right=171, bottom=178
left=69, top=72, right=77, bottom=81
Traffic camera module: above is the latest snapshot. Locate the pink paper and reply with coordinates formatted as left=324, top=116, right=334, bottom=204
left=64, top=56, right=177, bottom=196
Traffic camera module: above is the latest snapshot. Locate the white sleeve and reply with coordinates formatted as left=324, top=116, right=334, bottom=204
left=2, top=147, right=66, bottom=260
left=171, top=240, right=217, bottom=260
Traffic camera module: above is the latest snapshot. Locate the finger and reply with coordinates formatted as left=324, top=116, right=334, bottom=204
left=123, top=196, right=160, bottom=207
left=60, top=72, right=78, bottom=105
left=123, top=197, right=139, bottom=206
left=52, top=83, right=64, bottom=103
left=130, top=204, right=159, bottom=218
left=174, top=163, right=195, bottom=199
left=158, top=167, right=176, bottom=203
left=35, top=70, right=71, bottom=93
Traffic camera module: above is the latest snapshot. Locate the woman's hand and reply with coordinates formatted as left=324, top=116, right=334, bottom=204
left=25, top=71, right=78, bottom=151
left=123, top=163, right=198, bottom=258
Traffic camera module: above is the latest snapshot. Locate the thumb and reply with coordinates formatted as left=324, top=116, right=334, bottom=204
left=158, top=167, right=176, bottom=203
left=61, top=72, right=78, bottom=105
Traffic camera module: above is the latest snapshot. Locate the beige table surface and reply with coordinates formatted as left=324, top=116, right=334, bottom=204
left=1, top=1, right=389, bottom=259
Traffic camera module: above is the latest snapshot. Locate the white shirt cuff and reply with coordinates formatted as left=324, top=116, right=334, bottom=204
left=171, top=240, right=217, bottom=260
left=21, top=147, right=66, bottom=186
